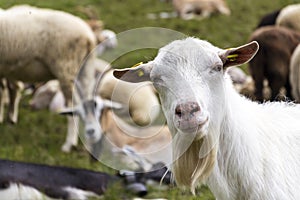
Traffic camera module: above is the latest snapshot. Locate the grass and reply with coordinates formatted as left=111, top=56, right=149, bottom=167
left=0, top=0, right=299, bottom=199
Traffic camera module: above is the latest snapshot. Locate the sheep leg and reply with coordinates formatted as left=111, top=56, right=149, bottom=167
left=0, top=79, right=6, bottom=123
left=253, top=76, right=264, bottom=102
left=62, top=113, right=79, bottom=153
left=59, top=79, right=80, bottom=153
left=269, top=77, right=285, bottom=101
left=61, top=96, right=80, bottom=152
left=7, top=80, right=24, bottom=124
left=61, top=115, right=79, bottom=153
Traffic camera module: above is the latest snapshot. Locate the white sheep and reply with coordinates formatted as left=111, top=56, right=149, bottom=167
left=0, top=4, right=116, bottom=124
left=290, top=43, right=300, bottom=102
left=113, top=37, right=300, bottom=200
left=172, top=0, right=230, bottom=20
left=276, top=4, right=300, bottom=31
left=0, top=5, right=97, bottom=152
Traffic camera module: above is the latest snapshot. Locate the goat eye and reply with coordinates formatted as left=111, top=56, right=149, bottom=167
left=212, top=64, right=223, bottom=72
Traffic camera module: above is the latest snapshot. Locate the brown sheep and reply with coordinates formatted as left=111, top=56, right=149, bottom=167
left=248, top=26, right=300, bottom=102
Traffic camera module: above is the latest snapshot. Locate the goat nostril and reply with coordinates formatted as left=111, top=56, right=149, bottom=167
left=191, top=104, right=201, bottom=114
left=175, top=102, right=201, bottom=117
left=175, top=106, right=182, bottom=117
left=87, top=129, right=95, bottom=136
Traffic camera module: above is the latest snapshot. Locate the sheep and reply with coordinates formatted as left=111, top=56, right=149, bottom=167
left=276, top=4, right=300, bottom=32
left=290, top=43, right=300, bottom=102
left=248, top=26, right=300, bottom=102
left=0, top=4, right=117, bottom=125
left=0, top=5, right=97, bottom=152
left=60, top=95, right=171, bottom=169
left=113, top=37, right=300, bottom=199
left=172, top=0, right=231, bottom=20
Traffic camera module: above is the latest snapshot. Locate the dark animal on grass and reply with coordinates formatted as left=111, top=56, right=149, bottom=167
left=248, top=26, right=300, bottom=102
left=256, top=9, right=281, bottom=28
left=0, top=159, right=172, bottom=200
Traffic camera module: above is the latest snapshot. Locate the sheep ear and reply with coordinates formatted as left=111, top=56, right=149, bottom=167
left=219, top=41, right=259, bottom=69
left=113, top=62, right=153, bottom=83
left=103, top=100, right=123, bottom=110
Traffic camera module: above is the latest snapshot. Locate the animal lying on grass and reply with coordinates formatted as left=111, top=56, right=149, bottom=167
left=172, top=0, right=230, bottom=20
left=113, top=37, right=300, bottom=200
left=0, top=159, right=172, bottom=200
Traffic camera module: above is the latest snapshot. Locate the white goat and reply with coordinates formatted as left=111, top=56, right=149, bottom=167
left=113, top=37, right=300, bottom=200
left=61, top=96, right=171, bottom=168
left=172, top=0, right=230, bottom=20
left=290, top=43, right=300, bottom=102
left=0, top=5, right=97, bottom=152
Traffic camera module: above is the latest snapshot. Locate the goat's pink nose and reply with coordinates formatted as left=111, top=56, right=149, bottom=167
left=175, top=102, right=201, bottom=117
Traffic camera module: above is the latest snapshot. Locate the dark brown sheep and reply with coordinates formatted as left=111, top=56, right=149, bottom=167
left=248, top=26, right=300, bottom=102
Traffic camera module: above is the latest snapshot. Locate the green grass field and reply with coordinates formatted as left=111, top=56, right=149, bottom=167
left=0, top=0, right=299, bottom=199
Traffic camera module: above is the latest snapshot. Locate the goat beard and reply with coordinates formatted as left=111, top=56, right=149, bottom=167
left=172, top=132, right=217, bottom=194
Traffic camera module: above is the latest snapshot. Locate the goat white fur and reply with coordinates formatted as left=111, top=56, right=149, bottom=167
left=113, top=37, right=300, bottom=200
left=172, top=0, right=230, bottom=20
left=276, top=3, right=300, bottom=31
left=290, top=43, right=300, bottom=102
left=0, top=5, right=97, bottom=152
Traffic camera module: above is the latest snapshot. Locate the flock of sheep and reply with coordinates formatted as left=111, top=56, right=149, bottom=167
left=0, top=1, right=300, bottom=200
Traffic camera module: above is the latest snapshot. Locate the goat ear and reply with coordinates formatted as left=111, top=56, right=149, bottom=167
left=59, top=107, right=78, bottom=116
left=103, top=100, right=123, bottom=110
left=219, top=41, right=259, bottom=69
left=113, top=62, right=153, bottom=83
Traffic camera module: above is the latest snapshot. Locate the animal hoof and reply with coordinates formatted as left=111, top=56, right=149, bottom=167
left=61, top=143, right=72, bottom=153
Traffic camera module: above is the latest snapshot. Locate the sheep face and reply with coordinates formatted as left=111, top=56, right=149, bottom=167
left=113, top=38, right=259, bottom=140
left=60, top=97, right=122, bottom=144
